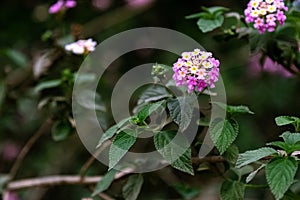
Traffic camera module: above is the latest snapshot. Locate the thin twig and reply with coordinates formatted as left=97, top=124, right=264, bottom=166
left=9, top=118, right=54, bottom=180
left=191, top=156, right=225, bottom=165
left=79, top=140, right=111, bottom=179
left=6, top=168, right=134, bottom=191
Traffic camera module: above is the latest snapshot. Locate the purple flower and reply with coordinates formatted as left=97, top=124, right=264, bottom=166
left=248, top=53, right=293, bottom=77
left=125, top=0, right=154, bottom=8
left=244, top=0, right=288, bottom=33
left=49, top=0, right=76, bottom=14
left=172, top=49, right=220, bottom=93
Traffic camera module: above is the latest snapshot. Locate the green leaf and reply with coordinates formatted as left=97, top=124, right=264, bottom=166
left=51, top=120, right=72, bottom=141
left=236, top=147, right=277, bottom=168
left=267, top=141, right=289, bottom=150
left=137, top=100, right=165, bottom=122
left=281, top=132, right=300, bottom=146
left=197, top=15, right=224, bottom=33
left=122, top=174, right=144, bottom=200
left=34, top=79, right=62, bottom=93
left=92, top=169, right=118, bottom=196
left=220, top=180, right=245, bottom=200
left=283, top=190, right=300, bottom=200
left=197, top=117, right=210, bottom=126
left=201, top=6, right=229, bottom=15
left=96, top=117, right=131, bottom=148
left=275, top=116, right=300, bottom=126
left=214, top=102, right=254, bottom=115
left=172, top=183, right=200, bottom=200
left=223, top=144, right=239, bottom=164
left=0, top=174, right=10, bottom=193
left=185, top=12, right=211, bottom=19
left=227, top=105, right=254, bottom=115
left=266, top=157, right=298, bottom=200
left=167, top=96, right=195, bottom=131
left=154, top=131, right=194, bottom=175
left=246, top=164, right=266, bottom=183
left=137, top=85, right=172, bottom=106
left=210, top=118, right=239, bottom=155
left=109, top=130, right=137, bottom=170
left=4, top=49, right=28, bottom=68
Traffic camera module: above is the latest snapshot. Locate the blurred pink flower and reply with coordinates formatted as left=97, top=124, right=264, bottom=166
left=125, top=0, right=153, bottom=8
left=92, top=0, right=112, bottom=10
left=3, top=191, right=20, bottom=200
left=65, top=39, right=97, bottom=55
left=1, top=142, right=20, bottom=162
left=49, top=0, right=76, bottom=14
left=248, top=53, right=292, bottom=77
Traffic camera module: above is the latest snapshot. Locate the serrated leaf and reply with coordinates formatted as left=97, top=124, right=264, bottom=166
left=34, top=79, right=62, bottom=93
left=236, top=147, right=277, bottom=168
left=167, top=96, right=195, bottom=131
left=275, top=116, right=299, bottom=126
left=97, top=117, right=131, bottom=148
left=92, top=169, right=118, bottom=196
left=137, top=85, right=172, bottom=106
left=137, top=100, right=165, bottom=122
left=214, top=102, right=254, bottom=115
left=223, top=144, right=239, bottom=164
left=197, top=15, right=224, bottom=33
left=154, top=131, right=194, bottom=175
left=267, top=141, right=289, bottom=150
left=246, top=164, right=266, bottom=183
left=109, top=130, right=137, bottom=170
left=172, top=183, right=200, bottom=200
left=220, top=180, right=245, bottom=200
left=122, top=174, right=144, bottom=200
left=51, top=120, right=72, bottom=141
left=210, top=118, right=239, bottom=155
left=227, top=105, right=254, bottom=115
left=281, top=132, right=300, bottom=145
left=266, top=157, right=298, bottom=200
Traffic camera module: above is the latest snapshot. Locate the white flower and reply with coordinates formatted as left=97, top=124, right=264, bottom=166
left=65, top=39, right=97, bottom=55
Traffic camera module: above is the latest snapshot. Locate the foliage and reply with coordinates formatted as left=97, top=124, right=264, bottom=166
left=1, top=0, right=300, bottom=199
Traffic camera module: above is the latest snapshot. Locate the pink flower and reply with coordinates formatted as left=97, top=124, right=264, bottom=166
left=65, top=39, right=97, bottom=55
left=125, top=0, right=154, bottom=8
left=248, top=53, right=293, bottom=77
left=172, top=49, right=220, bottom=93
left=92, top=0, right=112, bottom=10
left=49, top=0, right=76, bottom=14
left=244, top=0, right=288, bottom=33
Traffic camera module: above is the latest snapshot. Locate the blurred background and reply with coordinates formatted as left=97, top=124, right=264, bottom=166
left=1, top=0, right=300, bottom=199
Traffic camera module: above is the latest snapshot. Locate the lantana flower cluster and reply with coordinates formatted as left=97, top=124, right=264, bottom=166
left=244, top=0, right=288, bottom=33
left=173, top=49, right=220, bottom=93
left=65, top=39, right=97, bottom=55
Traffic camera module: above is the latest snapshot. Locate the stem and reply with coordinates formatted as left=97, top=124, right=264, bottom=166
left=9, top=118, right=54, bottom=180
left=191, top=156, right=225, bottom=165
left=245, top=184, right=268, bottom=189
left=79, top=140, right=111, bottom=179
left=6, top=168, right=134, bottom=191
